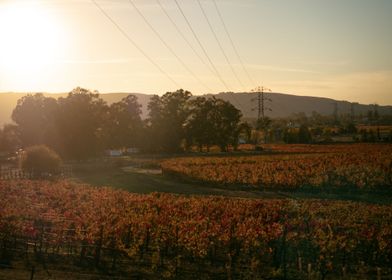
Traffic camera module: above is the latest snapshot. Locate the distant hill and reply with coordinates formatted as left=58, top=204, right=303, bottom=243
left=215, top=92, right=392, bottom=119
left=1, top=91, right=391, bottom=126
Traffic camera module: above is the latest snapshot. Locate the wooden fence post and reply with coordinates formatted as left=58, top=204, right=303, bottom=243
left=377, top=267, right=381, bottom=280
left=95, top=226, right=104, bottom=267
left=282, top=225, right=287, bottom=280
left=298, top=256, right=302, bottom=272
left=307, top=263, right=312, bottom=280
left=30, top=266, right=35, bottom=280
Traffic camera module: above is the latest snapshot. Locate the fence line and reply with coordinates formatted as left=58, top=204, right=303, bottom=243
left=1, top=224, right=387, bottom=280
left=0, top=166, right=73, bottom=180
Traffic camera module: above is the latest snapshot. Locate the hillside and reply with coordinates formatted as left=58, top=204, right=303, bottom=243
left=1, top=91, right=391, bottom=126
left=216, top=92, right=392, bottom=119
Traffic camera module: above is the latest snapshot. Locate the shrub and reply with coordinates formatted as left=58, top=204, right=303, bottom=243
left=21, top=145, right=62, bottom=177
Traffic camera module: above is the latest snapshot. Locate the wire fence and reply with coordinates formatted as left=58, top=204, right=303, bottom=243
left=0, top=166, right=73, bottom=180
left=1, top=230, right=235, bottom=279
left=0, top=220, right=389, bottom=280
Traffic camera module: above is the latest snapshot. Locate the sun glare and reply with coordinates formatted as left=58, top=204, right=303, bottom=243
left=0, top=1, right=67, bottom=89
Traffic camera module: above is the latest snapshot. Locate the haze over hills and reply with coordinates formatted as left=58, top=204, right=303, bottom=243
left=215, top=92, right=392, bottom=120
left=1, top=91, right=391, bottom=126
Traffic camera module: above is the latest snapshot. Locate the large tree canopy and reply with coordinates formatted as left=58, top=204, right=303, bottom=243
left=0, top=124, right=20, bottom=154
left=105, top=94, right=143, bottom=149
left=56, top=87, right=109, bottom=159
left=186, top=97, right=242, bottom=152
left=146, top=91, right=243, bottom=153
left=10, top=88, right=245, bottom=156
left=146, top=89, right=192, bottom=153
left=12, top=93, right=58, bottom=148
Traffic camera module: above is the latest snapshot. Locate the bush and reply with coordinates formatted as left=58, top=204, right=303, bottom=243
left=21, top=145, right=62, bottom=177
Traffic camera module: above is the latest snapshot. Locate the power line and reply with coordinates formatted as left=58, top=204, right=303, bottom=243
left=172, top=0, right=247, bottom=114
left=173, top=0, right=231, bottom=92
left=212, top=0, right=256, bottom=87
left=91, top=0, right=181, bottom=89
left=197, top=0, right=245, bottom=90
left=193, top=0, right=247, bottom=113
left=93, top=0, right=246, bottom=114
left=127, top=0, right=212, bottom=93
left=160, top=0, right=246, bottom=115
left=156, top=0, right=215, bottom=78
left=164, top=0, right=245, bottom=112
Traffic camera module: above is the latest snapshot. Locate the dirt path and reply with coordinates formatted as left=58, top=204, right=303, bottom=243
left=72, top=164, right=287, bottom=199
left=71, top=157, right=392, bottom=204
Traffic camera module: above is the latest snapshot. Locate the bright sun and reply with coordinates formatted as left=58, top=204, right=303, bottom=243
left=0, top=1, right=67, bottom=90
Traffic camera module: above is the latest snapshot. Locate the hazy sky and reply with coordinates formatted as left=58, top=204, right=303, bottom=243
left=0, top=0, right=391, bottom=104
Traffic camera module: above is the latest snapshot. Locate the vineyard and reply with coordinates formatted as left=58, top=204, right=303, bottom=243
left=0, top=180, right=391, bottom=279
left=162, top=144, right=392, bottom=190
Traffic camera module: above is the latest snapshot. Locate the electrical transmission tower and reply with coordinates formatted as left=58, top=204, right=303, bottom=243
left=251, top=86, right=272, bottom=144
left=251, top=86, right=272, bottom=120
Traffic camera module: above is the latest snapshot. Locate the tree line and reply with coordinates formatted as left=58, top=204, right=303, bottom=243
left=253, top=110, right=392, bottom=144
left=0, top=87, right=247, bottom=159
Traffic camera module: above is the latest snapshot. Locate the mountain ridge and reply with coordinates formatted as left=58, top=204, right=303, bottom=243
left=1, top=91, right=391, bottom=126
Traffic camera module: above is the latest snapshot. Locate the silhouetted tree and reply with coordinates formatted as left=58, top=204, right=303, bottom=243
left=360, top=129, right=368, bottom=142
left=214, top=98, right=242, bottom=151
left=104, top=95, right=143, bottom=149
left=283, top=128, right=298, bottom=144
left=238, top=122, right=252, bottom=143
left=186, top=97, right=242, bottom=152
left=146, top=89, right=191, bottom=153
left=292, top=112, right=308, bottom=125
left=345, top=123, right=357, bottom=134
left=186, top=97, right=216, bottom=151
left=298, top=124, right=312, bottom=143
left=256, top=116, right=272, bottom=143
left=12, top=93, right=59, bottom=148
left=367, top=110, right=374, bottom=122
left=0, top=124, right=20, bottom=154
left=140, top=95, right=163, bottom=152
left=388, top=130, right=392, bottom=142
left=56, top=87, right=109, bottom=159
left=374, top=104, right=379, bottom=122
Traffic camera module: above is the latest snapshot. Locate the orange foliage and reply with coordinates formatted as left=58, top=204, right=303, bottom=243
left=162, top=144, right=392, bottom=189
left=0, top=180, right=391, bottom=275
